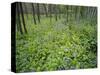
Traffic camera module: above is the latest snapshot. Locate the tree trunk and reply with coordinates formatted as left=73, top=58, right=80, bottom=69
left=37, top=3, right=41, bottom=23
left=24, top=3, right=28, bottom=19
left=58, top=5, right=61, bottom=19
left=55, top=5, right=58, bottom=21
left=32, top=3, right=37, bottom=24
left=43, top=4, right=48, bottom=17
left=16, top=3, right=23, bottom=34
left=19, top=2, right=27, bottom=33
left=49, top=4, right=52, bottom=23
left=77, top=7, right=81, bottom=23
left=66, top=6, right=68, bottom=22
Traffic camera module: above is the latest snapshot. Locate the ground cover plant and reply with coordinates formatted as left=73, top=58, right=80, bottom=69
left=15, top=2, right=97, bottom=72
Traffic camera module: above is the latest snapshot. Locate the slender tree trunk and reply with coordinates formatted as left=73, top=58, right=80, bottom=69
left=75, top=6, right=77, bottom=21
left=19, top=2, right=27, bottom=33
left=49, top=4, right=52, bottom=23
left=93, top=8, right=97, bottom=18
left=80, top=6, right=84, bottom=19
left=24, top=3, right=28, bottom=19
left=91, top=8, right=95, bottom=19
left=92, top=7, right=97, bottom=24
left=32, top=3, right=36, bottom=24
left=43, top=4, right=48, bottom=17
left=65, top=6, right=67, bottom=23
left=77, top=7, right=81, bottom=23
left=58, top=6, right=61, bottom=19
left=17, top=3, right=23, bottom=34
left=66, top=6, right=68, bottom=22
left=69, top=6, right=72, bottom=21
left=16, top=4, right=19, bottom=32
left=84, top=7, right=88, bottom=20
left=55, top=5, right=58, bottom=21
left=87, top=7, right=90, bottom=21
left=37, top=3, right=41, bottom=23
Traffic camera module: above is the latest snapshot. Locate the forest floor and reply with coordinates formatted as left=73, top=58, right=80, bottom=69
left=16, top=15, right=97, bottom=72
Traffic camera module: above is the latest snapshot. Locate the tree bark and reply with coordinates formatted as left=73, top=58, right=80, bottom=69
left=16, top=3, right=23, bottom=34
left=55, top=5, right=58, bottom=21
left=37, top=3, right=41, bottom=23
left=24, top=3, right=28, bottom=19
left=32, top=3, right=37, bottom=24
left=49, top=4, right=52, bottom=23
left=43, top=4, right=48, bottom=17
left=19, top=2, right=27, bottom=33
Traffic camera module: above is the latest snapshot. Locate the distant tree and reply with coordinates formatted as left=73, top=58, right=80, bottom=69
left=32, top=3, right=37, bottom=24
left=58, top=5, right=61, bottom=19
left=90, top=7, right=94, bottom=19
left=65, top=5, right=68, bottom=22
left=54, top=5, right=58, bottom=21
left=75, top=6, right=77, bottom=20
left=93, top=7, right=97, bottom=18
left=80, top=6, right=85, bottom=19
left=43, top=4, right=48, bottom=17
left=76, top=6, right=81, bottom=22
left=92, top=7, right=97, bottom=24
left=69, top=6, right=72, bottom=21
left=19, top=2, right=27, bottom=33
left=49, top=4, right=52, bottom=22
left=16, top=3, right=23, bottom=34
left=86, top=7, right=90, bottom=20
left=37, top=3, right=41, bottom=23
left=24, top=3, right=28, bottom=19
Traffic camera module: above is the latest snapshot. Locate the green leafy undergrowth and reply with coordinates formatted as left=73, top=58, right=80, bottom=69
left=16, top=17, right=97, bottom=72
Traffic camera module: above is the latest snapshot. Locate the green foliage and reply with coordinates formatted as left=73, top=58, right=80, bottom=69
left=16, top=15, right=97, bottom=72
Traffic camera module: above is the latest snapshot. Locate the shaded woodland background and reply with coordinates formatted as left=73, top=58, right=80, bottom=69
left=15, top=2, right=97, bottom=72
left=16, top=2, right=97, bottom=34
